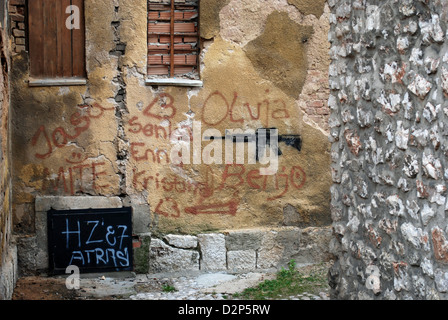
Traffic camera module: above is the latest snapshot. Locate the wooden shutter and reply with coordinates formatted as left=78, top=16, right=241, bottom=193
left=28, top=0, right=85, bottom=78
left=148, top=0, right=199, bottom=78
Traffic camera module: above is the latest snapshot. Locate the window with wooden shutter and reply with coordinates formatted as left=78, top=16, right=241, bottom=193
left=147, top=0, right=201, bottom=84
left=28, top=0, right=86, bottom=84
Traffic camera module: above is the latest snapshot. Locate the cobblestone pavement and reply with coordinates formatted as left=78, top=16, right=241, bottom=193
left=13, top=263, right=331, bottom=300
left=129, top=271, right=330, bottom=300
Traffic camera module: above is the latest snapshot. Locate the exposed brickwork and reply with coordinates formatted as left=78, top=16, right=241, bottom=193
left=147, top=0, right=200, bottom=78
left=299, top=69, right=331, bottom=132
left=8, top=0, right=25, bottom=54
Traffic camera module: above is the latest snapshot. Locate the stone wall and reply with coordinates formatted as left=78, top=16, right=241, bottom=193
left=149, top=227, right=333, bottom=274
left=0, top=0, right=18, bottom=300
left=328, top=0, right=448, bottom=299
left=10, top=0, right=333, bottom=274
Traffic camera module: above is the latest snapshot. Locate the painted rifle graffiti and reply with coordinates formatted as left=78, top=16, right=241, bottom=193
left=126, top=91, right=306, bottom=219
left=28, top=91, right=306, bottom=219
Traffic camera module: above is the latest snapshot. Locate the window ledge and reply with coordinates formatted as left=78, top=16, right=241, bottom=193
left=28, top=78, right=87, bottom=87
left=145, top=78, right=203, bottom=87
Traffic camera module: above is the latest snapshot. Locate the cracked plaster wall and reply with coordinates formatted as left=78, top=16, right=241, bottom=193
left=9, top=0, right=331, bottom=273
left=0, top=1, right=17, bottom=299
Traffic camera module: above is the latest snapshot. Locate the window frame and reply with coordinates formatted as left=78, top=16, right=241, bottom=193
left=27, top=0, right=87, bottom=87
left=146, top=0, right=203, bottom=87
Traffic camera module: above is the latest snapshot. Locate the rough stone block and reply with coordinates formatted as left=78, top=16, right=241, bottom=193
left=164, top=235, right=198, bottom=249
left=0, top=244, right=18, bottom=300
left=257, top=227, right=301, bottom=269
left=149, top=239, right=199, bottom=273
left=198, top=233, right=226, bottom=271
left=227, top=250, right=256, bottom=272
left=296, top=226, right=333, bottom=264
left=225, top=229, right=262, bottom=251
left=256, top=230, right=282, bottom=269
left=15, top=236, right=38, bottom=275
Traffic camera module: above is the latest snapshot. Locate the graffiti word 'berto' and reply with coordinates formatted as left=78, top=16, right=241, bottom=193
left=170, top=121, right=279, bottom=175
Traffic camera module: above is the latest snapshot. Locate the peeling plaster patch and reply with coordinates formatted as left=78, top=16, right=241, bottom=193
left=219, top=0, right=319, bottom=47
left=58, top=87, right=70, bottom=96
left=244, top=11, right=313, bottom=98
left=187, top=88, right=201, bottom=110
left=200, top=0, right=231, bottom=39
left=287, top=0, right=326, bottom=17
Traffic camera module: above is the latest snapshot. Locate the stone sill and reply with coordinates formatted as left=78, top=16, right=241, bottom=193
left=28, top=78, right=87, bottom=87
left=145, top=78, right=203, bottom=87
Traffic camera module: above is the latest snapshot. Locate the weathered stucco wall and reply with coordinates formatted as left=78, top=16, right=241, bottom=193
left=10, top=0, right=332, bottom=273
left=0, top=9, right=9, bottom=278
left=0, top=0, right=18, bottom=300
left=328, top=0, right=448, bottom=299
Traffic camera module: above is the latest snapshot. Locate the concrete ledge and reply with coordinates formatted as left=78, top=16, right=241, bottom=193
left=35, top=196, right=123, bottom=212
left=28, top=78, right=87, bottom=87
left=145, top=78, right=203, bottom=87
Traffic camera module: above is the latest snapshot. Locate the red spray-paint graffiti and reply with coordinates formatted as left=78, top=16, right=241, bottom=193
left=132, top=164, right=306, bottom=218
left=201, top=90, right=290, bottom=127
left=41, top=161, right=111, bottom=195
left=31, top=103, right=114, bottom=160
